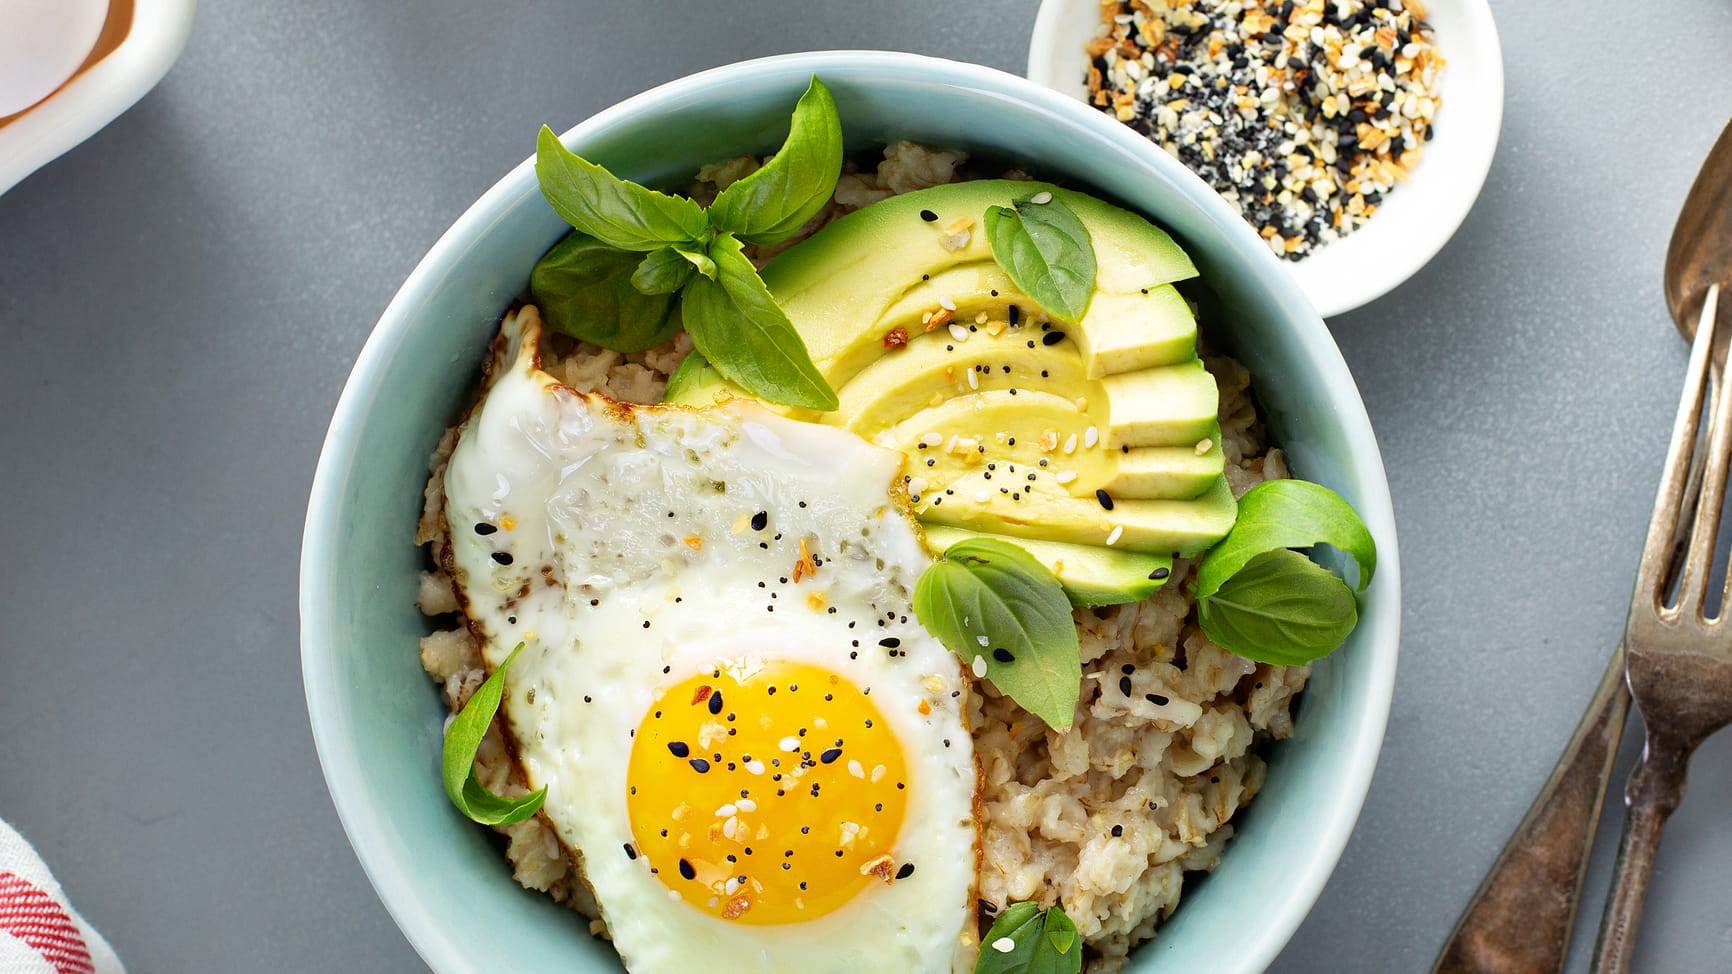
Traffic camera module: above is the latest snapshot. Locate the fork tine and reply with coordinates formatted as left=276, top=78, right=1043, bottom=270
left=1637, top=283, right=1722, bottom=615
left=1673, top=284, right=1728, bottom=617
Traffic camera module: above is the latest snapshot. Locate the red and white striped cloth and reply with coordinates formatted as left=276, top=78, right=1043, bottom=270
left=0, top=822, right=121, bottom=974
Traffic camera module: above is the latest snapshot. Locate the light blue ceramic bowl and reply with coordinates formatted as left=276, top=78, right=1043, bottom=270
left=301, top=51, right=1400, bottom=974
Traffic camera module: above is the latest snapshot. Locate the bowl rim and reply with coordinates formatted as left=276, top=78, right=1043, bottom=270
left=0, top=0, right=198, bottom=197
left=300, top=48, right=1400, bottom=974
left=1024, top=0, right=1504, bottom=318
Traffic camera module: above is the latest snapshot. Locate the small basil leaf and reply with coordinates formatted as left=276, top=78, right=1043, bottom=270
left=1195, top=480, right=1376, bottom=601
left=983, top=193, right=1096, bottom=324
left=709, top=76, right=843, bottom=245
left=679, top=245, right=718, bottom=280
left=973, top=902, right=1083, bottom=974
left=529, top=231, right=680, bottom=353
left=631, top=246, right=697, bottom=295
left=1198, top=549, right=1358, bottom=666
left=679, top=233, right=838, bottom=411
left=535, top=126, right=708, bottom=251
left=913, top=538, right=1081, bottom=732
left=442, top=643, right=548, bottom=826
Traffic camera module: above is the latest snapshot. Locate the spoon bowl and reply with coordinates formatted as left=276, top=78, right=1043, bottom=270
left=1664, top=119, right=1732, bottom=340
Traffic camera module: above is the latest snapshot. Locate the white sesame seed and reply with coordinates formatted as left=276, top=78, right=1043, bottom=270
left=848, top=760, right=865, bottom=779
left=871, top=764, right=887, bottom=783
left=920, top=432, right=943, bottom=447
left=715, top=804, right=737, bottom=818
left=1055, top=471, right=1078, bottom=485
left=1106, top=526, right=1124, bottom=546
left=745, top=760, right=766, bottom=775
left=725, top=877, right=741, bottom=895
left=967, top=368, right=979, bottom=390
left=722, top=816, right=738, bottom=839
left=1084, top=426, right=1099, bottom=448
left=972, top=655, right=988, bottom=678
left=993, top=936, right=1016, bottom=953
left=939, top=295, right=956, bottom=312
left=1063, top=433, right=1078, bottom=455
left=779, top=736, right=801, bottom=752
left=1030, top=191, right=1053, bottom=205
left=736, top=798, right=757, bottom=813
left=974, top=491, right=990, bottom=503
left=948, top=323, right=970, bottom=342
left=1194, top=438, right=1213, bottom=456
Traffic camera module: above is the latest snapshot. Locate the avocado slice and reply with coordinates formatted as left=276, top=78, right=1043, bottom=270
left=761, top=179, right=1198, bottom=386
left=662, top=350, right=728, bottom=405
left=920, top=524, right=1173, bottom=607
left=918, top=466, right=1236, bottom=556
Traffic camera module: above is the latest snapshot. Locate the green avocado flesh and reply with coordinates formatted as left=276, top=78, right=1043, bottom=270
left=664, top=179, right=1238, bottom=598
left=919, top=524, right=1173, bottom=608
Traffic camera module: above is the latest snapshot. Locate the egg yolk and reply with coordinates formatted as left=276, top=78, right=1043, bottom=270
left=626, top=661, right=911, bottom=925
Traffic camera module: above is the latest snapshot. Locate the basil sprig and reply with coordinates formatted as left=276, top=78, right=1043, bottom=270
left=530, top=77, right=841, bottom=409
left=442, top=643, right=547, bottom=826
left=534, top=127, right=708, bottom=250
left=708, top=77, right=843, bottom=244
left=1196, top=480, right=1377, bottom=666
left=529, top=232, right=680, bottom=352
left=973, top=902, right=1083, bottom=974
left=682, top=234, right=837, bottom=410
left=983, top=192, right=1097, bottom=324
left=913, top=538, right=1081, bottom=731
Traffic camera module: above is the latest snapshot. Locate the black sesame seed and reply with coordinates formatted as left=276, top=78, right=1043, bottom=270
left=919, top=208, right=938, bottom=222
left=490, top=551, right=514, bottom=566
left=750, top=511, right=768, bottom=531
left=880, top=637, right=901, bottom=648
left=1150, top=566, right=1171, bottom=580
left=689, top=758, right=711, bottom=773
left=668, top=741, right=689, bottom=758
left=624, top=843, right=638, bottom=860
left=678, top=858, right=696, bottom=880
left=473, top=523, right=497, bottom=536
left=896, top=863, right=915, bottom=880
left=1119, top=676, right=1134, bottom=696
left=1111, top=825, right=1124, bottom=837
left=1146, top=693, right=1170, bottom=706
left=819, top=748, right=842, bottom=764
left=1042, top=331, right=1065, bottom=346
left=1007, top=304, right=1021, bottom=325
left=708, top=691, right=724, bottom=715
left=992, top=648, right=1015, bottom=663
left=1095, top=489, right=1115, bottom=511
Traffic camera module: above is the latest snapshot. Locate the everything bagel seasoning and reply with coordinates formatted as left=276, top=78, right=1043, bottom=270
left=1085, top=0, right=1444, bottom=259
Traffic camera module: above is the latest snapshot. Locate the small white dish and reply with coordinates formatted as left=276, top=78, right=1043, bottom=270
left=1027, top=0, right=1503, bottom=318
left=0, top=0, right=196, bottom=197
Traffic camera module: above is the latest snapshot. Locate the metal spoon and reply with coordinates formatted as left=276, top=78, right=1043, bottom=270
left=1431, top=116, right=1732, bottom=974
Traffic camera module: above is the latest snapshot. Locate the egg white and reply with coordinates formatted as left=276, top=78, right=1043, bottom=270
left=441, top=308, right=980, bottom=974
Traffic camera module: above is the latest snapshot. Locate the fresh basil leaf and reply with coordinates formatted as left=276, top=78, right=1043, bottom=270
left=529, top=231, right=680, bottom=353
left=631, top=246, right=698, bottom=295
left=1197, top=548, right=1358, bottom=666
left=709, top=76, right=844, bottom=245
left=1195, top=479, right=1376, bottom=601
left=442, top=643, right=547, bottom=826
left=679, top=232, right=838, bottom=411
left=983, top=193, right=1096, bottom=324
left=913, top=538, right=1081, bottom=732
left=535, top=126, right=708, bottom=251
left=973, top=902, right=1084, bottom=974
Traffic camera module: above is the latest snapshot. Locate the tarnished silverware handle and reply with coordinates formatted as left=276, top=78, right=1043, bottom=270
left=1589, top=734, right=1689, bottom=974
left=1432, top=648, right=1630, bottom=974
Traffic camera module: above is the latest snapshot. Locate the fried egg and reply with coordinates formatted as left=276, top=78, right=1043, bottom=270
left=441, top=308, right=980, bottom=973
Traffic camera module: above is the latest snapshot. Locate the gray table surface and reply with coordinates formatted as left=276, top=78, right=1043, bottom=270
left=4, top=0, right=1731, bottom=970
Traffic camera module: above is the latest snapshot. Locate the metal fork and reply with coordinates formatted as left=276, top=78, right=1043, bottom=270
left=1590, top=282, right=1732, bottom=974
